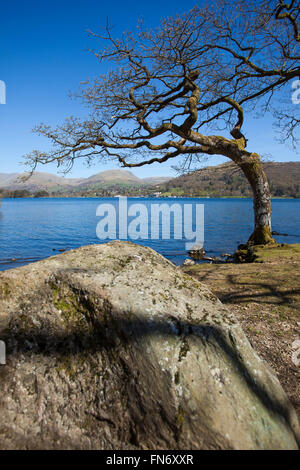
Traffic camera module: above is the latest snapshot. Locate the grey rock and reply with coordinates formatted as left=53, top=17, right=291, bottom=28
left=188, top=246, right=205, bottom=260
left=183, top=259, right=195, bottom=266
left=0, top=241, right=299, bottom=449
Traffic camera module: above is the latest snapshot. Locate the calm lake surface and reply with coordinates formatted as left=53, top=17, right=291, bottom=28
left=0, top=197, right=299, bottom=270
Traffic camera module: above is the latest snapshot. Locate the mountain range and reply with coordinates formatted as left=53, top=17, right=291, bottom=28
left=0, top=169, right=171, bottom=193
left=0, top=162, right=299, bottom=198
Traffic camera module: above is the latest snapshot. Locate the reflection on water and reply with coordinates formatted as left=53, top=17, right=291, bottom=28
left=0, top=197, right=299, bottom=270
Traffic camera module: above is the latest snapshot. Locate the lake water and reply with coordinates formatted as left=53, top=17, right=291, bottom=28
left=0, top=197, right=299, bottom=270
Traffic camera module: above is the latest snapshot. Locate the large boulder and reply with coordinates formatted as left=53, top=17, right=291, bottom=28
left=0, top=241, right=299, bottom=450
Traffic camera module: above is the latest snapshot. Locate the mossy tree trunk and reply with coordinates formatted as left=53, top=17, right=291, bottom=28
left=190, top=129, right=277, bottom=246
left=190, top=130, right=277, bottom=246
left=238, top=153, right=276, bottom=245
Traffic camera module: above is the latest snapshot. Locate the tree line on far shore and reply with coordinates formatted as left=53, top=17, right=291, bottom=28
left=0, top=189, right=50, bottom=198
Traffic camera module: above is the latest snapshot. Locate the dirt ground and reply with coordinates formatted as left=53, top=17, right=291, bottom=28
left=182, top=244, right=300, bottom=420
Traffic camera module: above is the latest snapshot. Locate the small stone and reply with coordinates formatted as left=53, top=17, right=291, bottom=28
left=183, top=259, right=195, bottom=266
left=188, top=245, right=205, bottom=260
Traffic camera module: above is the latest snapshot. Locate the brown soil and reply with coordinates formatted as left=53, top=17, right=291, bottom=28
left=182, top=244, right=300, bottom=420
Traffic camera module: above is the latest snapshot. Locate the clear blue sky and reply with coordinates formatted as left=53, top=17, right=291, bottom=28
left=0, top=0, right=298, bottom=179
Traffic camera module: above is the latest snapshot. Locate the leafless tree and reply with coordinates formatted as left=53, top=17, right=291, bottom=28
left=25, top=0, right=300, bottom=244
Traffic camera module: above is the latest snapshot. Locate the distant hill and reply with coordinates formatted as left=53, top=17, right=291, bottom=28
left=83, top=169, right=141, bottom=185
left=0, top=173, right=20, bottom=187
left=0, top=169, right=171, bottom=194
left=158, top=161, right=300, bottom=198
left=142, top=176, right=172, bottom=185
left=1, top=162, right=298, bottom=198
left=0, top=172, right=80, bottom=192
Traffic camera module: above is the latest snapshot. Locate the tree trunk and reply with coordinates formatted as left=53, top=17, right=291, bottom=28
left=238, top=153, right=276, bottom=245
left=191, top=133, right=277, bottom=246
left=191, top=132, right=277, bottom=245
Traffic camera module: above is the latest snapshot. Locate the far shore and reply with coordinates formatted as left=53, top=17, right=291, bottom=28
left=1, top=195, right=299, bottom=200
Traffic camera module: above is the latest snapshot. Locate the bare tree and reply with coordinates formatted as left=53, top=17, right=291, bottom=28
left=25, top=0, right=300, bottom=245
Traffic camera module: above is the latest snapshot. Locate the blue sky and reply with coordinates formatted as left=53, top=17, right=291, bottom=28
left=0, top=0, right=298, bottom=179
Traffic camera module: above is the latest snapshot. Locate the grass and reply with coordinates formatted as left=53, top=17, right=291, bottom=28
left=182, top=243, right=300, bottom=420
